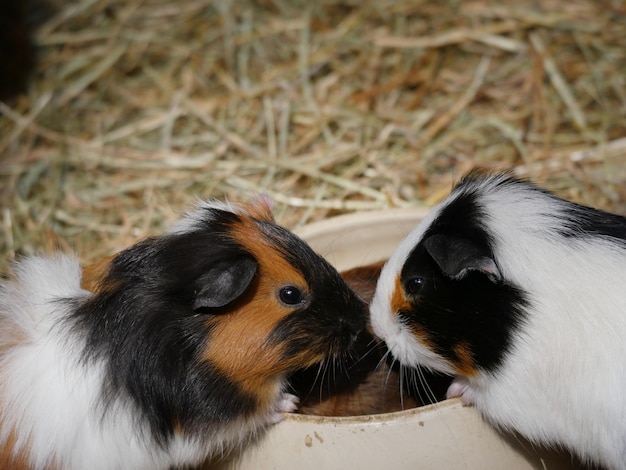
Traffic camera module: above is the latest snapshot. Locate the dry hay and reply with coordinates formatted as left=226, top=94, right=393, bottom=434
left=1, top=0, right=625, bottom=272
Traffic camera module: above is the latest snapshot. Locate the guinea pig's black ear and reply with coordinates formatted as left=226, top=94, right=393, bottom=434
left=422, top=234, right=502, bottom=283
left=192, top=256, right=258, bottom=310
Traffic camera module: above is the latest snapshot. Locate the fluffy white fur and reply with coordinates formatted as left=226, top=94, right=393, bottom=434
left=170, top=195, right=273, bottom=235
left=371, top=174, right=626, bottom=469
left=0, top=254, right=296, bottom=470
left=170, top=198, right=241, bottom=234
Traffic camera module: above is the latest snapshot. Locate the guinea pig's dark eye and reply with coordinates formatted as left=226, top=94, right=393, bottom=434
left=404, top=277, right=425, bottom=296
left=278, top=285, right=305, bottom=306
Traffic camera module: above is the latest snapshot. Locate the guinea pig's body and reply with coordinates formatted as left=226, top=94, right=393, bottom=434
left=371, top=171, right=626, bottom=469
left=0, top=197, right=366, bottom=470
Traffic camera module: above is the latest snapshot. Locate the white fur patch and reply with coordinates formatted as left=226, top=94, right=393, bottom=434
left=169, top=198, right=242, bottom=235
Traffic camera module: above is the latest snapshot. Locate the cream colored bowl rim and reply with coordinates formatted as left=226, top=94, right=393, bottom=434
left=294, top=207, right=430, bottom=246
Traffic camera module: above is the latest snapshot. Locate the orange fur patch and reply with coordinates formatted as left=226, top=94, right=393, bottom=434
left=200, top=216, right=320, bottom=406
left=390, top=275, right=412, bottom=315
left=0, top=425, right=39, bottom=470
left=81, top=255, right=116, bottom=293
left=240, top=195, right=274, bottom=222
left=390, top=275, right=437, bottom=352
left=453, top=342, right=478, bottom=377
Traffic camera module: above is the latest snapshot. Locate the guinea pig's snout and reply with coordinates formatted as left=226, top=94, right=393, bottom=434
left=337, top=318, right=360, bottom=348
left=338, top=303, right=367, bottom=347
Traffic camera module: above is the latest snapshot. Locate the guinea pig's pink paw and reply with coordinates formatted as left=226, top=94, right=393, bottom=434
left=446, top=377, right=474, bottom=406
left=268, top=393, right=300, bottom=424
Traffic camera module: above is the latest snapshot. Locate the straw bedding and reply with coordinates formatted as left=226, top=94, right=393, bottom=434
left=1, top=0, right=625, bottom=272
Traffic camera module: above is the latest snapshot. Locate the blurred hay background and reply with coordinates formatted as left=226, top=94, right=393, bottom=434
left=1, top=0, right=625, bottom=272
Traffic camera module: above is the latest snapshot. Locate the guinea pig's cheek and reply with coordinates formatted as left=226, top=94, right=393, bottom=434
left=371, top=277, right=456, bottom=374
left=200, top=316, right=279, bottom=394
left=276, top=346, right=325, bottom=371
left=390, top=277, right=412, bottom=321
left=370, top=276, right=405, bottom=338
left=263, top=314, right=333, bottom=369
left=370, top=278, right=423, bottom=365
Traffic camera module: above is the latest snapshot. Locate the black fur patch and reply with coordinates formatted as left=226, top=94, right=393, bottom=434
left=553, top=199, right=626, bottom=245
left=401, top=189, right=528, bottom=374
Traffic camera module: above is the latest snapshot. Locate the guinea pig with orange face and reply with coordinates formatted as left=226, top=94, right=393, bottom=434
left=0, top=196, right=366, bottom=470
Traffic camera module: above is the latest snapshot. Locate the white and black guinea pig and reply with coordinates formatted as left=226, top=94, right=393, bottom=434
left=371, top=170, right=626, bottom=470
left=0, top=196, right=366, bottom=470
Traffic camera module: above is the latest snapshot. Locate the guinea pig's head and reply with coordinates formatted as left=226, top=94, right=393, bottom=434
left=79, top=196, right=366, bottom=428
left=370, top=179, right=529, bottom=379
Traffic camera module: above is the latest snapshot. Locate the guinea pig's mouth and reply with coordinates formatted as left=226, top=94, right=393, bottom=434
left=266, top=306, right=367, bottom=367
left=375, top=318, right=456, bottom=377
left=286, top=330, right=382, bottom=392
left=279, top=328, right=366, bottom=372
